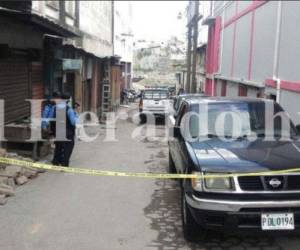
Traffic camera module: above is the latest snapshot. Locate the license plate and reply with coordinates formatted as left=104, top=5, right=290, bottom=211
left=261, top=213, right=294, bottom=230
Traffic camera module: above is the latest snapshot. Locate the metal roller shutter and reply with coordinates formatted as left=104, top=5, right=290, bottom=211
left=31, top=62, right=44, bottom=119
left=31, top=62, right=43, bottom=100
left=0, top=57, right=30, bottom=123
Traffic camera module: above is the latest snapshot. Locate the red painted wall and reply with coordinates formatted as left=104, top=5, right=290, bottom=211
left=221, top=80, right=227, bottom=96
left=238, top=84, right=248, bottom=96
left=205, top=16, right=222, bottom=96
left=265, top=78, right=300, bottom=93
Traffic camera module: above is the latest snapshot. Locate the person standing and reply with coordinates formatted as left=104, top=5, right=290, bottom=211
left=47, top=92, right=64, bottom=166
left=48, top=92, right=78, bottom=166
left=61, top=93, right=78, bottom=167
left=41, top=92, right=61, bottom=136
left=74, top=102, right=82, bottom=139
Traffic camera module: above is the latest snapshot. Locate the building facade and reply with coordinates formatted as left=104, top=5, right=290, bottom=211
left=0, top=1, right=122, bottom=155
left=33, top=1, right=115, bottom=116
left=114, top=1, right=133, bottom=96
left=0, top=0, right=118, bottom=123
left=0, top=1, right=78, bottom=124
left=196, top=43, right=206, bottom=93
left=204, top=1, right=300, bottom=124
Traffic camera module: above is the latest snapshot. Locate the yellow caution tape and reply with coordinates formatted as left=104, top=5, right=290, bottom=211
left=1, top=157, right=300, bottom=179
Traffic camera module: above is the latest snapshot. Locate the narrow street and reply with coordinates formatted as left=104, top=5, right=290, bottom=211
left=0, top=104, right=298, bottom=250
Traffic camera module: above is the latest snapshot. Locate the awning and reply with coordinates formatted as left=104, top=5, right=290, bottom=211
left=0, top=7, right=79, bottom=37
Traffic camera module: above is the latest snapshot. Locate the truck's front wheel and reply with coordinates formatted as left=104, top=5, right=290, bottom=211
left=181, top=189, right=205, bottom=242
left=139, top=114, right=146, bottom=124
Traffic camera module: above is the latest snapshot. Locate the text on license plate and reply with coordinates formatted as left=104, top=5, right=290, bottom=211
left=261, top=213, right=294, bottom=230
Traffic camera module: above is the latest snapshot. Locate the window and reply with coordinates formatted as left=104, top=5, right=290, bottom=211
left=176, top=104, right=188, bottom=126
left=143, top=90, right=168, bottom=100
left=65, top=1, right=75, bottom=17
left=221, top=80, right=227, bottom=96
left=238, top=84, right=247, bottom=97
left=189, top=102, right=297, bottom=138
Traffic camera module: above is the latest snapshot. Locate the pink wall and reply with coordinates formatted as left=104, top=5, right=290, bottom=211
left=205, top=79, right=213, bottom=96
left=265, top=78, right=300, bottom=93
left=247, top=10, right=255, bottom=80
left=205, top=16, right=221, bottom=96
left=230, top=1, right=238, bottom=77
left=205, top=1, right=268, bottom=96
left=205, top=25, right=214, bottom=75
left=224, top=1, right=267, bottom=29
left=213, top=16, right=222, bottom=73
left=226, top=1, right=267, bottom=81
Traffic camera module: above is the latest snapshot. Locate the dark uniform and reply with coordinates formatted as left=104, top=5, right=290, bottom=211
left=50, top=102, right=78, bottom=167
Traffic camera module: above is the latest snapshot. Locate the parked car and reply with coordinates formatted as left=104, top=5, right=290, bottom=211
left=139, top=88, right=171, bottom=123
left=172, top=93, right=207, bottom=118
left=168, top=97, right=300, bottom=241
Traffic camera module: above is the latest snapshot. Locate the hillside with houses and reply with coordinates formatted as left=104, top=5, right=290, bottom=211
left=133, top=37, right=185, bottom=87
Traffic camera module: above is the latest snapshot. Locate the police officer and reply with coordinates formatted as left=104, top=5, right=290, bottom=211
left=47, top=92, right=78, bottom=166
left=48, top=92, right=64, bottom=166
left=41, top=91, right=61, bottom=136
left=61, top=93, right=78, bottom=167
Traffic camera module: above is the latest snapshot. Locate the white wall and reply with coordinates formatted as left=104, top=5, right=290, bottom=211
left=247, top=87, right=258, bottom=98
left=32, top=1, right=61, bottom=22
left=114, top=1, right=133, bottom=63
left=32, top=1, right=113, bottom=58
left=226, top=82, right=238, bottom=97
left=79, top=1, right=113, bottom=57
left=279, top=90, right=300, bottom=125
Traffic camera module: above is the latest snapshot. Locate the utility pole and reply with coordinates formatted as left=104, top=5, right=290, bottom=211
left=186, top=1, right=200, bottom=93
left=191, top=0, right=199, bottom=93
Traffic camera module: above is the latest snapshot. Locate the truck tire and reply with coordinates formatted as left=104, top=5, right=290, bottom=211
left=168, top=151, right=176, bottom=173
left=181, top=188, right=205, bottom=242
left=139, top=114, right=146, bottom=124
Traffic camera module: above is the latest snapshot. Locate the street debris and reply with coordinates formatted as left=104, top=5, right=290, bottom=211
left=0, top=148, right=43, bottom=206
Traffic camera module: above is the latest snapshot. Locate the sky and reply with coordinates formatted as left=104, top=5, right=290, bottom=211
left=131, top=1, right=209, bottom=44
left=131, top=1, right=188, bottom=43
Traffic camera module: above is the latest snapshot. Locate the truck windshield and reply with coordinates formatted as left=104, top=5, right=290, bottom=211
left=189, top=102, right=298, bottom=139
left=143, top=90, right=168, bottom=100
